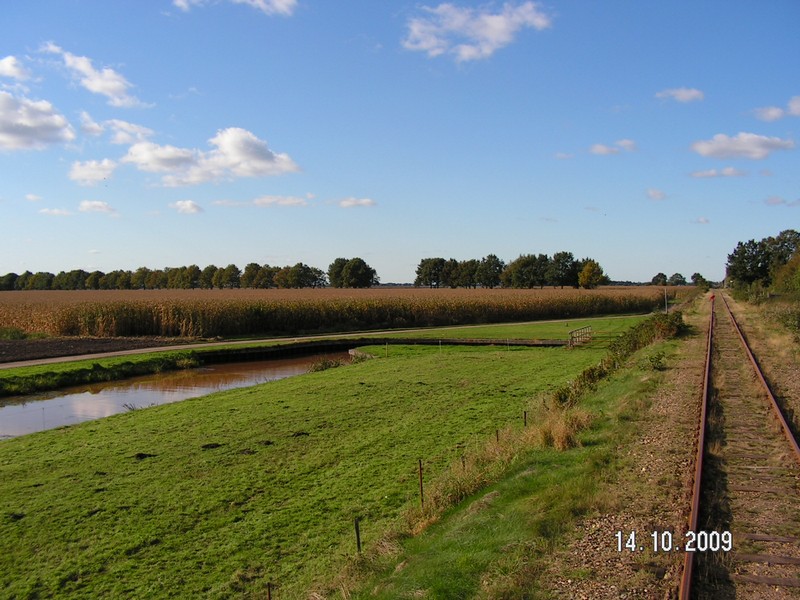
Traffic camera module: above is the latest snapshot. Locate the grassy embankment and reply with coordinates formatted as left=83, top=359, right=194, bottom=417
left=0, top=313, right=683, bottom=598
left=0, top=312, right=680, bottom=598
left=0, top=316, right=638, bottom=398
left=343, top=340, right=685, bottom=599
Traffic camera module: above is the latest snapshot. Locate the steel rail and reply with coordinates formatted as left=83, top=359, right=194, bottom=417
left=680, top=293, right=800, bottom=598
left=678, top=296, right=714, bottom=600
left=719, top=293, right=800, bottom=464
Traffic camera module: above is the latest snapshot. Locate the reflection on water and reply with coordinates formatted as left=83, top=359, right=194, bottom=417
left=0, top=352, right=351, bottom=440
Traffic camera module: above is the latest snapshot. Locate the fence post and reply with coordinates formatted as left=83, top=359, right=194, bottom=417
left=354, top=517, right=362, bottom=553
left=418, top=459, right=424, bottom=508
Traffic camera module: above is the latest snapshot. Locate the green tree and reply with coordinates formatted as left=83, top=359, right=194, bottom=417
left=185, top=265, right=202, bottom=289
left=578, top=259, right=605, bottom=289
left=414, top=258, right=446, bottom=288
left=668, top=272, right=687, bottom=286
left=726, top=239, right=769, bottom=286
left=0, top=273, right=18, bottom=291
left=14, top=271, right=32, bottom=290
left=340, top=258, right=378, bottom=288
left=240, top=263, right=261, bottom=288
left=651, top=272, right=668, bottom=286
left=440, top=259, right=460, bottom=288
left=501, top=254, right=550, bottom=288
left=548, top=251, right=578, bottom=288
left=254, top=265, right=279, bottom=288
left=455, top=259, right=480, bottom=288
left=28, top=271, right=54, bottom=290
left=222, top=264, right=241, bottom=288
left=85, top=270, right=104, bottom=290
left=476, top=254, right=504, bottom=288
left=200, top=265, right=218, bottom=289
left=327, top=258, right=349, bottom=288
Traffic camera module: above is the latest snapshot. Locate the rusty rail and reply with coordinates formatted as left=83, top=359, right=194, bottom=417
left=679, top=294, right=800, bottom=598
left=679, top=296, right=714, bottom=599
left=720, top=294, right=800, bottom=464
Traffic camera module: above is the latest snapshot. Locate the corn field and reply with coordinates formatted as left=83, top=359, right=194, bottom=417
left=0, top=287, right=692, bottom=338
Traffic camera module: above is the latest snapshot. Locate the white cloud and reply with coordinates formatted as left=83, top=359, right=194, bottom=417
left=590, top=139, right=635, bottom=155
left=253, top=195, right=307, bottom=206
left=690, top=166, right=746, bottom=178
left=754, top=106, right=785, bottom=122
left=554, top=152, right=573, bottom=160
left=790, top=96, right=800, bottom=116
left=754, top=95, right=800, bottom=121
left=691, top=132, right=794, bottom=159
left=25, top=194, right=42, bottom=202
left=122, top=141, right=196, bottom=173
left=42, top=42, right=147, bottom=108
left=0, top=91, right=75, bottom=150
left=105, top=119, right=153, bottom=144
left=589, top=143, right=619, bottom=155
left=655, top=87, right=704, bottom=103
left=170, top=200, right=203, bottom=214
left=403, top=2, right=552, bottom=62
left=79, top=111, right=104, bottom=136
left=69, top=159, right=117, bottom=186
left=38, top=208, right=71, bottom=216
left=123, top=127, right=298, bottom=186
left=79, top=200, right=116, bottom=214
left=646, top=188, right=666, bottom=201
left=764, top=196, right=800, bottom=207
left=616, top=139, right=637, bottom=152
left=0, top=56, right=30, bottom=80
left=174, top=0, right=297, bottom=16
left=339, top=197, right=376, bottom=208
left=694, top=217, right=710, bottom=224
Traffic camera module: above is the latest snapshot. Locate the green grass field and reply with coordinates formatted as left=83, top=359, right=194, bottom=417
left=0, top=315, right=657, bottom=598
left=0, top=357, right=604, bottom=595
left=348, top=340, right=680, bottom=598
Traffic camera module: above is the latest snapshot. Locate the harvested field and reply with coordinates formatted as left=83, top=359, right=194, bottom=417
left=0, top=287, right=692, bottom=339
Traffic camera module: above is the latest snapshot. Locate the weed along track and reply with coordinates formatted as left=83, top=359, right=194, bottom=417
left=683, top=294, right=800, bottom=598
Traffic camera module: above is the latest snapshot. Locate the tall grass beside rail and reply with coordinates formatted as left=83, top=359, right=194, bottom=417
left=0, top=288, right=681, bottom=338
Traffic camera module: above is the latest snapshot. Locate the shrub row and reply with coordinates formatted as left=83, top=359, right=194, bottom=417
left=551, top=310, right=685, bottom=407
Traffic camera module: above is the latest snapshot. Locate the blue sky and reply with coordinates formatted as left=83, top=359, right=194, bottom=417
left=1, top=0, right=798, bottom=283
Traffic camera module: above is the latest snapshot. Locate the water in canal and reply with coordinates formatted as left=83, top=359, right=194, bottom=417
left=0, top=352, right=352, bottom=440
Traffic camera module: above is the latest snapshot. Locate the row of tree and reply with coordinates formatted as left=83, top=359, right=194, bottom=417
left=0, top=257, right=378, bottom=291
left=413, top=252, right=609, bottom=289
left=650, top=272, right=709, bottom=287
left=726, top=229, right=800, bottom=292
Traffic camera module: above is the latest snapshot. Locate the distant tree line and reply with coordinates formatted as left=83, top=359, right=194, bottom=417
left=650, top=272, right=709, bottom=289
left=413, top=252, right=610, bottom=289
left=0, top=257, right=379, bottom=291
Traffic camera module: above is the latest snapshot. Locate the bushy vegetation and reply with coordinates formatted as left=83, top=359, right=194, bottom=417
left=549, top=310, right=685, bottom=408
left=0, top=288, right=675, bottom=338
left=726, top=229, right=799, bottom=298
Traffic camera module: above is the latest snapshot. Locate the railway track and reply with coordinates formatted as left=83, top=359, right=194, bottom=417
left=682, top=294, right=800, bottom=598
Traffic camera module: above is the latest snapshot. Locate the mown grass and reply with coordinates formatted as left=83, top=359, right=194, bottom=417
left=0, top=338, right=609, bottom=598
left=339, top=337, right=682, bottom=599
